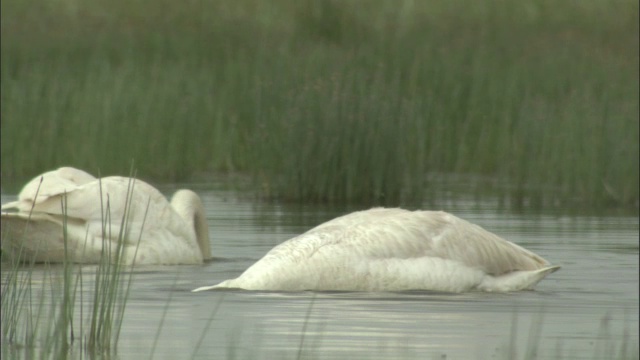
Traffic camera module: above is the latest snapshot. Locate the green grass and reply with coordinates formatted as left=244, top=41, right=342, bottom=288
left=1, top=0, right=638, bottom=208
left=1, top=176, right=141, bottom=359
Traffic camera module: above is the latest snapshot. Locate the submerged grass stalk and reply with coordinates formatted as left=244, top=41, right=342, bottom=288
left=296, top=293, right=316, bottom=360
left=190, top=293, right=227, bottom=360
left=148, top=271, right=180, bottom=360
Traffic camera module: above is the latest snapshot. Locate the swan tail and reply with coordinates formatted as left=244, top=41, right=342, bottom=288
left=191, top=285, right=217, bottom=292
left=191, top=283, right=226, bottom=292
left=192, top=279, right=237, bottom=292
left=478, top=265, right=561, bottom=292
left=1, top=201, right=21, bottom=212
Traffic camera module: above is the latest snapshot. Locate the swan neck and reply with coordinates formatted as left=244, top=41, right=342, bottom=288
left=171, top=190, right=212, bottom=260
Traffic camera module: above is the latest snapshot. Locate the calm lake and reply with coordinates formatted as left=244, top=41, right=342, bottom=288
left=1, top=182, right=638, bottom=359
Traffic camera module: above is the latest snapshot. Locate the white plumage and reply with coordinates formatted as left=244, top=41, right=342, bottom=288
left=1, top=167, right=211, bottom=265
left=193, top=208, right=559, bottom=292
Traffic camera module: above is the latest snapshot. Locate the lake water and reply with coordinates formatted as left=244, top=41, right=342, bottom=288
left=1, top=183, right=638, bottom=359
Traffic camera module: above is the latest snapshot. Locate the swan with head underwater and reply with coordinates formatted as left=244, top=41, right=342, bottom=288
left=193, top=208, right=560, bottom=293
left=1, top=167, right=211, bottom=265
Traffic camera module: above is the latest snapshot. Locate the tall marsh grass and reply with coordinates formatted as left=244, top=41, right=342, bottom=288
left=1, top=0, right=638, bottom=207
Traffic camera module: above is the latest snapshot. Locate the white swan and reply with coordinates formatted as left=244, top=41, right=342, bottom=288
left=1, top=167, right=211, bottom=265
left=193, top=208, right=559, bottom=293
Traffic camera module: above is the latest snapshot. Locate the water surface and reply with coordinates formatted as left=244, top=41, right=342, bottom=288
left=1, top=184, right=638, bottom=359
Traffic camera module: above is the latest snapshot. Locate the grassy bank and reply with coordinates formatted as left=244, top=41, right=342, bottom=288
left=1, top=0, right=638, bottom=208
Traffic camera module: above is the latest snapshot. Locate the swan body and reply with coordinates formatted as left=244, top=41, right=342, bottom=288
left=193, top=208, right=559, bottom=293
left=1, top=167, right=211, bottom=265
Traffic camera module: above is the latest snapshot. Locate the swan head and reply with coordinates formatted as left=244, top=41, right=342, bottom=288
left=170, top=189, right=212, bottom=261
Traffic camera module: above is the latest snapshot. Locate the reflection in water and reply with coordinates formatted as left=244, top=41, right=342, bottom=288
left=1, top=185, right=638, bottom=359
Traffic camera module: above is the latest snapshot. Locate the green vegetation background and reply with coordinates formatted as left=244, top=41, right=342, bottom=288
left=1, top=0, right=638, bottom=208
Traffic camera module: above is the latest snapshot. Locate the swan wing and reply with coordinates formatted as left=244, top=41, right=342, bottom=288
left=420, top=212, right=549, bottom=274
left=16, top=167, right=96, bottom=204
left=4, top=177, right=174, bottom=245
left=307, top=210, right=549, bottom=274
left=10, top=177, right=162, bottom=219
